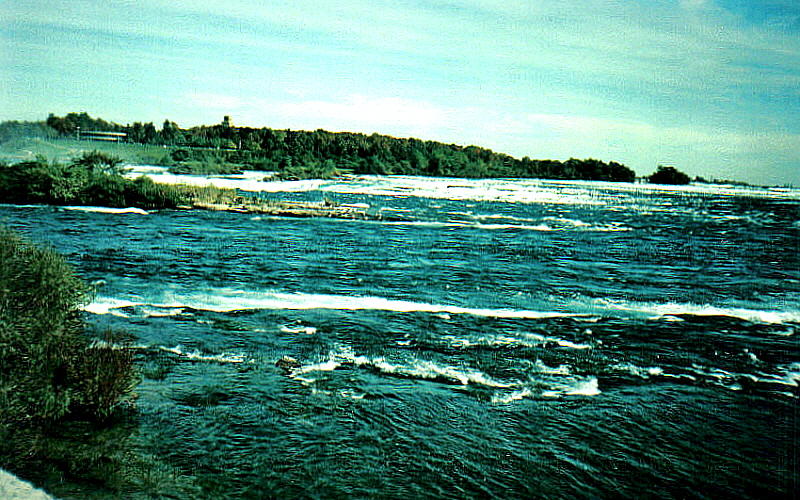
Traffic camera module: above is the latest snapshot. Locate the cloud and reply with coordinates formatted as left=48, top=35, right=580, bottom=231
left=3, top=0, right=799, bottom=184
left=276, top=95, right=447, bottom=134
left=187, top=92, right=244, bottom=110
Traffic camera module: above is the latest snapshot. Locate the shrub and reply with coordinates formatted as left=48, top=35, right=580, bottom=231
left=72, top=150, right=125, bottom=175
left=0, top=158, right=188, bottom=209
left=647, top=165, right=690, bottom=185
left=0, top=226, right=137, bottom=432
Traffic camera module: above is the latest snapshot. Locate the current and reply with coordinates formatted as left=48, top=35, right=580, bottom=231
left=2, top=170, right=798, bottom=498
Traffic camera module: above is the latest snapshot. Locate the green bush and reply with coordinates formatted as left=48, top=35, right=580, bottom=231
left=72, top=150, right=125, bottom=175
left=647, top=165, right=691, bottom=185
left=0, top=228, right=204, bottom=496
left=0, top=226, right=137, bottom=431
left=0, top=157, right=189, bottom=209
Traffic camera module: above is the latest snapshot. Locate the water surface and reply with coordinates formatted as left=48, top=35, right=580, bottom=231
left=3, top=174, right=798, bottom=498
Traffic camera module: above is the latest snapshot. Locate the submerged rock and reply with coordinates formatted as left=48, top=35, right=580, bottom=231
left=276, top=355, right=301, bottom=372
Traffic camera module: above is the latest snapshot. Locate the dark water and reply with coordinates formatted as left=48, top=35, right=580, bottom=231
left=2, top=177, right=799, bottom=498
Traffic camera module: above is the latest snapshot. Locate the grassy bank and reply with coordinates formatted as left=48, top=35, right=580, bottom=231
left=0, top=137, right=174, bottom=166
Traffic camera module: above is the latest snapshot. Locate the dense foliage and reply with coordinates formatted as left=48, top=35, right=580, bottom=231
left=0, top=226, right=137, bottom=433
left=0, top=152, right=188, bottom=209
left=647, top=165, right=691, bottom=185
left=2, top=114, right=637, bottom=182
left=45, top=112, right=125, bottom=137
left=0, top=227, right=203, bottom=497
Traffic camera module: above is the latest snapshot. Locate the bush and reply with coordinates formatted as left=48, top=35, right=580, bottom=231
left=647, top=165, right=690, bottom=185
left=0, top=226, right=137, bottom=432
left=72, top=150, right=125, bottom=175
left=0, top=157, right=188, bottom=209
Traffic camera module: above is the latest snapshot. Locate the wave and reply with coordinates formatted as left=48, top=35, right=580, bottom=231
left=582, top=298, right=800, bottom=325
left=372, top=216, right=630, bottom=232
left=62, top=206, right=149, bottom=215
left=287, top=347, right=512, bottom=389
left=85, top=289, right=799, bottom=328
left=280, top=324, right=318, bottom=335
left=446, top=333, right=593, bottom=350
left=287, top=346, right=603, bottom=404
left=0, top=203, right=48, bottom=209
left=612, top=362, right=665, bottom=379
left=82, top=297, right=141, bottom=316
left=153, top=345, right=252, bottom=364
left=86, top=288, right=587, bottom=320
left=541, top=377, right=601, bottom=398
left=754, top=363, right=800, bottom=388
left=491, top=388, right=533, bottom=404
left=88, top=340, right=252, bottom=364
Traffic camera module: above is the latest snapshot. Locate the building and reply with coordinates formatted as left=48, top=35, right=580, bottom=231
left=79, top=130, right=127, bottom=142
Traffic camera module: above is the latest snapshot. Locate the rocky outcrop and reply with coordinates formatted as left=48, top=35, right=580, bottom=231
left=0, top=469, right=53, bottom=500
left=191, top=200, right=392, bottom=221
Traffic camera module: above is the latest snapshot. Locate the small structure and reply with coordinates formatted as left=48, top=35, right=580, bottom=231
left=79, top=130, right=128, bottom=142
left=222, top=115, right=233, bottom=128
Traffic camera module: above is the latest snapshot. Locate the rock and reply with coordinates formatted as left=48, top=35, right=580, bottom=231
left=0, top=469, right=53, bottom=500
left=276, top=356, right=301, bottom=372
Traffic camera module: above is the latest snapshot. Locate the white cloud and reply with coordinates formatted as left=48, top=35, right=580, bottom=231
left=277, top=95, right=446, bottom=132
left=186, top=92, right=244, bottom=111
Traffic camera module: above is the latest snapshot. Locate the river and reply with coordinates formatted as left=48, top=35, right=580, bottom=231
left=2, top=171, right=798, bottom=498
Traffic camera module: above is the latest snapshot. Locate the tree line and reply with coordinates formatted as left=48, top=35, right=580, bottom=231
left=17, top=112, right=639, bottom=181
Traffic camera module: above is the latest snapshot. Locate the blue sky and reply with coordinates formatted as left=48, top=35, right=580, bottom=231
left=2, top=0, right=798, bottom=184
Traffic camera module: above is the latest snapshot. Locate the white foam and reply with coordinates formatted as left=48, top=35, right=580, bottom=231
left=90, top=288, right=583, bottom=320
left=280, top=325, right=318, bottom=335
left=156, top=345, right=251, bottom=364
left=290, top=347, right=512, bottom=389
left=295, top=360, right=341, bottom=374
left=377, top=218, right=628, bottom=232
left=491, top=388, right=533, bottom=404
left=755, top=362, right=800, bottom=387
left=531, top=359, right=572, bottom=375
left=83, top=297, right=141, bottom=316
left=541, top=377, right=601, bottom=398
left=566, top=378, right=601, bottom=396
left=447, top=334, right=521, bottom=349
left=613, top=362, right=664, bottom=379
left=62, top=206, right=149, bottom=215
left=585, top=298, right=800, bottom=325
left=140, top=306, right=187, bottom=318
left=555, top=339, right=593, bottom=350
left=339, top=390, right=367, bottom=400
left=124, top=165, right=800, bottom=209
left=89, top=341, right=251, bottom=364
left=518, top=332, right=594, bottom=350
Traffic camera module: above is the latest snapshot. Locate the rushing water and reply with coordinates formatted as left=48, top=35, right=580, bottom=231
left=2, top=172, right=799, bottom=498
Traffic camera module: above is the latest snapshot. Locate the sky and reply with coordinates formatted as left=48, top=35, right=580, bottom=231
left=1, top=0, right=798, bottom=185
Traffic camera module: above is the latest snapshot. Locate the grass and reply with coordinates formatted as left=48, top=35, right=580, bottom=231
left=0, top=137, right=174, bottom=166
